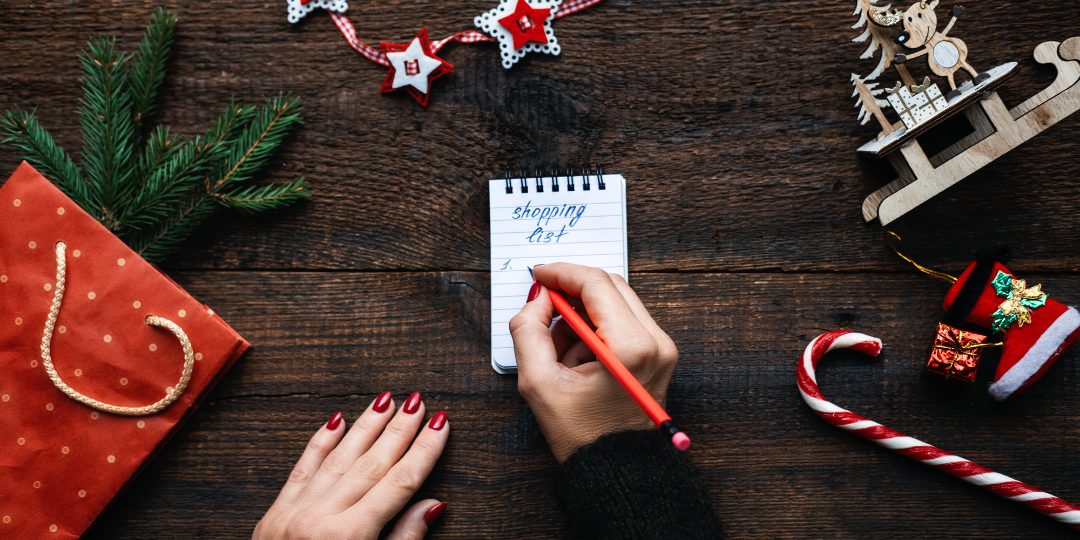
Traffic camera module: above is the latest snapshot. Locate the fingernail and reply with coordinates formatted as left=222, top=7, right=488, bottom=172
left=424, top=501, right=447, bottom=525
left=428, top=410, right=447, bottom=431
left=373, top=391, right=392, bottom=413
left=326, top=411, right=343, bottom=430
left=526, top=282, right=540, bottom=303
left=403, top=392, right=422, bottom=414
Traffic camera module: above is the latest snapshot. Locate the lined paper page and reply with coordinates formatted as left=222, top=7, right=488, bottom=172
left=489, top=173, right=627, bottom=373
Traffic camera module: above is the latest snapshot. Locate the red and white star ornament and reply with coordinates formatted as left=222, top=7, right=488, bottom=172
left=379, top=29, right=453, bottom=107
left=475, top=0, right=563, bottom=69
left=287, top=0, right=347, bottom=24
left=287, top=0, right=605, bottom=105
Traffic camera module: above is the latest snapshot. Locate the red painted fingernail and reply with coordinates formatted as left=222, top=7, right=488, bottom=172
left=424, top=501, right=447, bottom=525
left=403, top=392, right=422, bottom=414
left=526, top=282, right=540, bottom=303
left=373, top=391, right=392, bottom=413
left=428, top=410, right=447, bottom=431
left=326, top=411, right=343, bottom=430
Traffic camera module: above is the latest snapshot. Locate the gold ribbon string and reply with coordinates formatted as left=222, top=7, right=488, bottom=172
left=41, top=241, right=194, bottom=416
left=932, top=330, right=1005, bottom=353
left=886, top=231, right=958, bottom=284
left=932, top=341, right=1005, bottom=352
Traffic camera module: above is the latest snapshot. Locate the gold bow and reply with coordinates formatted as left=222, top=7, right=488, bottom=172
left=910, top=77, right=933, bottom=95
left=997, top=279, right=1044, bottom=328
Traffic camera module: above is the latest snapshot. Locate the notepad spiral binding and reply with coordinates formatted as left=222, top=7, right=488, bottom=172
left=503, top=165, right=607, bottom=194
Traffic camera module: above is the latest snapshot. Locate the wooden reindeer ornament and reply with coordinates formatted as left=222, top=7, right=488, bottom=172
left=870, top=1, right=987, bottom=100
left=844, top=0, right=1080, bottom=225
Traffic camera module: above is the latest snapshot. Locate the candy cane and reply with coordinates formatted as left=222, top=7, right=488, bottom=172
left=798, top=330, right=1080, bottom=530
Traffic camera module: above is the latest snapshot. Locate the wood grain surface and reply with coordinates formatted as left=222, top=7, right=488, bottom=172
left=2, top=0, right=1079, bottom=538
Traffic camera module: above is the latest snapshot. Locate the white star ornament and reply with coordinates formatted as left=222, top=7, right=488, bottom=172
left=385, top=38, right=444, bottom=94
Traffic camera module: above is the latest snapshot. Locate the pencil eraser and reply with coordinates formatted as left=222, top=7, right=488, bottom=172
left=671, top=432, right=691, bottom=451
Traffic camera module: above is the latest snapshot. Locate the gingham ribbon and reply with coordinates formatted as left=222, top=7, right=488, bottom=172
left=431, top=30, right=497, bottom=52
left=329, top=12, right=389, bottom=66
left=798, top=330, right=1080, bottom=530
left=329, top=13, right=497, bottom=68
left=328, top=0, right=603, bottom=69
left=554, top=0, right=603, bottom=18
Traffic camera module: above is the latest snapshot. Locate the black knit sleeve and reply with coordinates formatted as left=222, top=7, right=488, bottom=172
left=553, top=430, right=724, bottom=540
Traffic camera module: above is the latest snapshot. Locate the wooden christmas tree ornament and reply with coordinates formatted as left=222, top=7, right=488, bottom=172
left=848, top=0, right=1080, bottom=225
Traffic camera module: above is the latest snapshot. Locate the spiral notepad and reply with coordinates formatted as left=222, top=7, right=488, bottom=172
left=489, top=168, right=628, bottom=373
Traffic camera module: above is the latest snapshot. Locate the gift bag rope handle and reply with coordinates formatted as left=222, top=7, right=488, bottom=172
left=40, top=241, right=194, bottom=416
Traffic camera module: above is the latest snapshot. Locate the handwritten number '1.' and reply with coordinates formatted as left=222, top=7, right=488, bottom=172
left=501, top=260, right=511, bottom=270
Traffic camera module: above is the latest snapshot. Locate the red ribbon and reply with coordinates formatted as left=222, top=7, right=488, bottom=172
left=327, top=0, right=604, bottom=68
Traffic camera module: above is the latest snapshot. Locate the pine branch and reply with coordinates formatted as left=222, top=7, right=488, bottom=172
left=129, top=97, right=305, bottom=261
left=129, top=7, right=176, bottom=126
left=120, top=138, right=210, bottom=231
left=131, top=191, right=218, bottom=263
left=213, top=177, right=310, bottom=212
left=78, top=36, right=137, bottom=229
left=210, top=93, right=303, bottom=189
left=0, top=108, right=96, bottom=215
left=135, top=124, right=182, bottom=186
left=120, top=100, right=252, bottom=232
left=3, top=11, right=310, bottom=264
left=206, top=98, right=257, bottom=146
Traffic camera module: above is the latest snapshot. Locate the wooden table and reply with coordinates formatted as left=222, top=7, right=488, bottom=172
left=3, top=1, right=1080, bottom=538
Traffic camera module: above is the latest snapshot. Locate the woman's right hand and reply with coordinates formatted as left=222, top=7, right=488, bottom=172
left=253, top=392, right=449, bottom=540
left=509, top=263, right=680, bottom=462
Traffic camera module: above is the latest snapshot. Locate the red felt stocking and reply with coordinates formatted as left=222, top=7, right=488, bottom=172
left=942, top=246, right=1080, bottom=400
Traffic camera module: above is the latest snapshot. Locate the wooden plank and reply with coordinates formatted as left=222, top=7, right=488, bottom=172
left=80, top=271, right=1080, bottom=539
left=1, top=3, right=1079, bottom=272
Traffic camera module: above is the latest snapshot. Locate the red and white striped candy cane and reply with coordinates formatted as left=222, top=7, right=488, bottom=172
left=798, top=330, right=1080, bottom=530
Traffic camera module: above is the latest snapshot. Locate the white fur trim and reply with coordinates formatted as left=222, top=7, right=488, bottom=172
left=989, top=306, right=1080, bottom=401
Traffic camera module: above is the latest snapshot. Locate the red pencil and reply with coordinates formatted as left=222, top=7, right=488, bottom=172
left=533, top=270, right=691, bottom=451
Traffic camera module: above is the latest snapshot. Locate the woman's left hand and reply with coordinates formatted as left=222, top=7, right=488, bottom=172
left=253, top=391, right=449, bottom=540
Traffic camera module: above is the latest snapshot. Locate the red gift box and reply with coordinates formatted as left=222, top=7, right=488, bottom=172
left=924, top=323, right=992, bottom=383
left=0, top=162, right=249, bottom=538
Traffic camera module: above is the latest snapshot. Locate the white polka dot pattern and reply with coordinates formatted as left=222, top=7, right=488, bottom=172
left=0, top=163, right=249, bottom=538
left=287, top=0, right=348, bottom=24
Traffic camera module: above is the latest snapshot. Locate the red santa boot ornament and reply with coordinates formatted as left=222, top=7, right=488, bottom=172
left=890, top=233, right=1080, bottom=400
left=942, top=245, right=1080, bottom=400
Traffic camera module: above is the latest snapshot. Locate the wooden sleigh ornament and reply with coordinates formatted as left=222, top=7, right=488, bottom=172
left=848, top=0, right=1080, bottom=225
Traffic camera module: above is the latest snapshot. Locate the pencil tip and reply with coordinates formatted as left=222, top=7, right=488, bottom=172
left=527, top=266, right=533, bottom=278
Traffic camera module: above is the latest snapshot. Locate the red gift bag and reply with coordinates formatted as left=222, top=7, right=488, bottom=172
left=0, top=162, right=250, bottom=538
